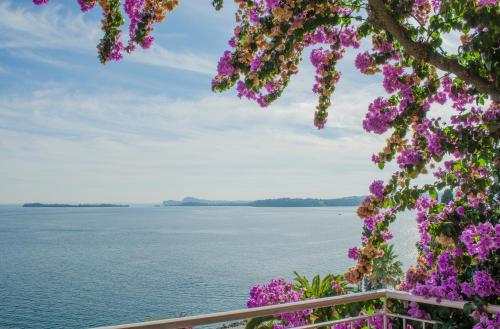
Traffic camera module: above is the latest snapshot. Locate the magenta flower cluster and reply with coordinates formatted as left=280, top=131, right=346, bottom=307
left=124, top=0, right=146, bottom=52
left=369, top=180, right=385, bottom=199
left=347, top=247, right=360, bottom=260
left=235, top=81, right=269, bottom=107
left=471, top=311, right=500, bottom=329
left=460, top=223, right=499, bottom=261
left=382, top=65, right=404, bottom=94
left=77, top=0, right=95, bottom=12
left=362, top=97, right=398, bottom=134
left=247, top=279, right=311, bottom=329
left=332, top=311, right=391, bottom=329
left=354, top=51, right=373, bottom=74
left=407, top=302, right=431, bottom=320
left=339, top=27, right=359, bottom=48
left=363, top=213, right=385, bottom=231
left=460, top=271, right=499, bottom=299
left=416, top=119, right=444, bottom=157
left=412, top=251, right=462, bottom=301
left=310, top=48, right=327, bottom=67
left=414, top=196, right=438, bottom=266
left=217, top=51, right=236, bottom=77
left=396, top=148, right=421, bottom=169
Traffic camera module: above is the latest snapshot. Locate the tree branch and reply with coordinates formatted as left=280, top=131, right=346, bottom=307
left=367, top=0, right=500, bottom=102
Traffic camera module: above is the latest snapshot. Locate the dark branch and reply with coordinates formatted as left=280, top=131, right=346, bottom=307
left=367, top=0, right=500, bottom=102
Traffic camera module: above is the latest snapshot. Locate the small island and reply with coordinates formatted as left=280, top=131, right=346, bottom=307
left=22, top=203, right=129, bottom=208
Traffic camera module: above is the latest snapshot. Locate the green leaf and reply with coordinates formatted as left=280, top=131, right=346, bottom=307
left=472, top=296, right=485, bottom=310
left=463, top=302, right=473, bottom=316
left=312, top=275, right=320, bottom=296
left=429, top=188, right=438, bottom=200
left=245, top=317, right=274, bottom=329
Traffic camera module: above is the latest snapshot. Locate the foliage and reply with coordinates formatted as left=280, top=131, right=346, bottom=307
left=32, top=0, right=500, bottom=327
left=33, top=0, right=180, bottom=63
left=245, top=274, right=390, bottom=329
left=293, top=272, right=354, bottom=298
left=363, top=244, right=403, bottom=290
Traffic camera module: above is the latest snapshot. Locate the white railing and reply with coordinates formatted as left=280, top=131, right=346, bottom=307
left=94, top=289, right=500, bottom=329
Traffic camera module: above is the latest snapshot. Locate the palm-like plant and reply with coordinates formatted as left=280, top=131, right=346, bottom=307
left=244, top=272, right=391, bottom=329
left=363, top=244, right=403, bottom=291
left=244, top=273, right=356, bottom=329
left=293, top=272, right=355, bottom=299
left=294, top=272, right=358, bottom=327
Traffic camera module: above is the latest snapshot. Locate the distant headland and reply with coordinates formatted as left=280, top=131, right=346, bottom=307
left=22, top=203, right=129, bottom=208
left=162, top=196, right=365, bottom=207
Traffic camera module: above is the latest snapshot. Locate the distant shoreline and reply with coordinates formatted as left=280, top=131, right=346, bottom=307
left=162, top=196, right=365, bottom=207
left=22, top=203, right=130, bottom=208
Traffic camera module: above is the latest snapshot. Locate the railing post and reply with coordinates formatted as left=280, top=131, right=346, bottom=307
left=383, top=297, right=388, bottom=329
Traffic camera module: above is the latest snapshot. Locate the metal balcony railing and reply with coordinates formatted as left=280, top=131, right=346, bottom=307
left=94, top=289, right=500, bottom=329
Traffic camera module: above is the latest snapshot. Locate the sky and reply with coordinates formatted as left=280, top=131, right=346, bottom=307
left=0, top=1, right=400, bottom=204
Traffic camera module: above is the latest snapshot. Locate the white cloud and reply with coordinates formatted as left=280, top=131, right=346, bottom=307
left=0, top=2, right=216, bottom=75
left=128, top=46, right=215, bottom=75
left=10, top=50, right=82, bottom=69
left=441, top=31, right=461, bottom=55
left=0, top=2, right=99, bottom=51
left=0, top=84, right=390, bottom=203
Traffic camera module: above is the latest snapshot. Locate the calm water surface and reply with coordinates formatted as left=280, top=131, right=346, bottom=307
left=0, top=206, right=418, bottom=329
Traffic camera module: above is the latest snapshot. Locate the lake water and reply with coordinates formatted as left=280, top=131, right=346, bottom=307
left=0, top=206, right=418, bottom=329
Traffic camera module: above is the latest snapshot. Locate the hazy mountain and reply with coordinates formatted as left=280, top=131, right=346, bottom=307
left=162, top=197, right=250, bottom=206
left=162, top=196, right=365, bottom=207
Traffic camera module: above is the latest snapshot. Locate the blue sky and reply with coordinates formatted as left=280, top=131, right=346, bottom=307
left=0, top=1, right=398, bottom=203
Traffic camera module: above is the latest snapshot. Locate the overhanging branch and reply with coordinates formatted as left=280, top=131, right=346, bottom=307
left=367, top=0, right=500, bottom=102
